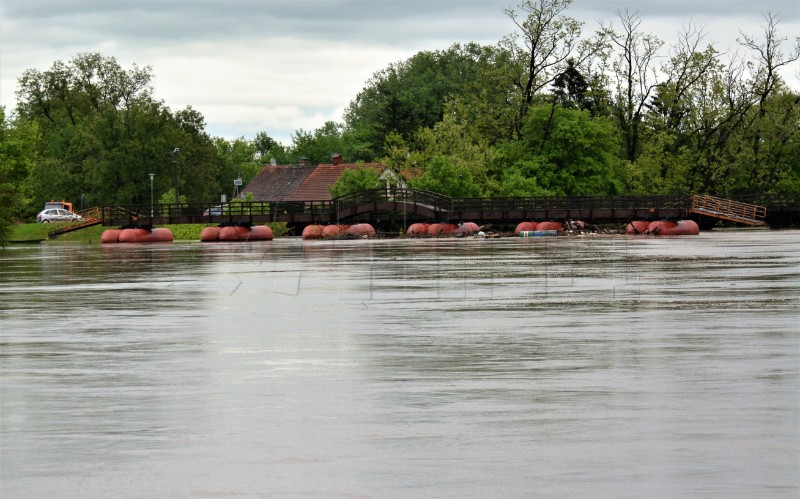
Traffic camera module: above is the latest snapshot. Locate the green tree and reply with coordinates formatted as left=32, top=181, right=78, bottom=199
left=734, top=13, right=800, bottom=194
left=602, top=10, right=664, bottom=163
left=499, top=104, right=625, bottom=195
left=290, top=121, right=348, bottom=165
left=0, top=108, right=39, bottom=245
left=15, top=53, right=223, bottom=206
left=328, top=164, right=383, bottom=198
left=254, top=131, right=290, bottom=165
left=501, top=0, right=596, bottom=135
left=411, top=99, right=497, bottom=196
left=171, top=106, right=221, bottom=202
left=344, top=43, right=499, bottom=158
left=409, top=155, right=487, bottom=198
left=214, top=136, right=262, bottom=199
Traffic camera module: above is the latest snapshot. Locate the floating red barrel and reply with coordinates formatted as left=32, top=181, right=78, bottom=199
left=103, top=227, right=173, bottom=243
left=219, top=226, right=249, bottom=240
left=101, top=229, right=122, bottom=243
left=200, top=226, right=221, bottom=241
left=302, top=225, right=324, bottom=240
left=626, top=221, right=651, bottom=235
left=536, top=221, right=563, bottom=231
left=455, top=222, right=481, bottom=235
left=647, top=220, right=699, bottom=235
left=322, top=224, right=348, bottom=237
left=346, top=223, right=376, bottom=237
left=406, top=223, right=430, bottom=236
left=428, top=223, right=457, bottom=236
left=515, top=221, right=538, bottom=234
left=201, top=225, right=273, bottom=241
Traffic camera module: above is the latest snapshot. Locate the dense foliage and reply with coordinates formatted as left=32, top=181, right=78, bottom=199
left=2, top=0, right=798, bottom=245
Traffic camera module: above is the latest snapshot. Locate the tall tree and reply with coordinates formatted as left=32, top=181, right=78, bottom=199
left=736, top=13, right=800, bottom=192
left=409, top=99, right=497, bottom=197
left=343, top=43, right=498, bottom=158
left=172, top=106, right=220, bottom=202
left=500, top=0, right=594, bottom=136
left=16, top=53, right=222, bottom=206
left=290, top=121, right=348, bottom=165
left=602, top=10, right=664, bottom=163
left=498, top=104, right=625, bottom=196
left=0, top=108, right=39, bottom=244
left=213, top=137, right=263, bottom=200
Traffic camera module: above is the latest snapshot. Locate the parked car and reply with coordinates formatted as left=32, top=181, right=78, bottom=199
left=203, top=205, right=225, bottom=216
left=37, top=208, right=83, bottom=223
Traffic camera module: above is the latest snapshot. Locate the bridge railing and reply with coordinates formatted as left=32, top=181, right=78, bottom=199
left=451, top=194, right=691, bottom=212
left=102, top=192, right=700, bottom=226
left=335, top=188, right=452, bottom=209
left=690, top=195, right=766, bottom=222
left=101, top=200, right=338, bottom=225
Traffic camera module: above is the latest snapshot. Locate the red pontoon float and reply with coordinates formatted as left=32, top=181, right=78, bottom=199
left=345, top=223, right=376, bottom=237
left=102, top=227, right=174, bottom=243
left=536, top=221, right=563, bottom=231
left=647, top=220, right=700, bottom=235
left=626, top=221, right=651, bottom=235
left=515, top=221, right=538, bottom=234
left=322, top=224, right=348, bottom=237
left=200, top=225, right=273, bottom=241
left=302, top=225, right=325, bottom=240
left=427, top=223, right=457, bottom=236
left=406, top=223, right=430, bottom=236
left=455, top=222, right=481, bottom=236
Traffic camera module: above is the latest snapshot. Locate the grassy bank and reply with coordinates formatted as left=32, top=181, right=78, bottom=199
left=8, top=222, right=289, bottom=243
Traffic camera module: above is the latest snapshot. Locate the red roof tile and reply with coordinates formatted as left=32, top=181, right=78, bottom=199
left=243, top=165, right=316, bottom=202
left=282, top=163, right=384, bottom=201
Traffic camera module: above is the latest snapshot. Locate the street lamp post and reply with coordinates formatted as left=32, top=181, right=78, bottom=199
left=172, top=148, right=180, bottom=207
left=149, top=173, right=155, bottom=218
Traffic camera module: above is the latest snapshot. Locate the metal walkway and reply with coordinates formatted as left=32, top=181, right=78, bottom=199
left=690, top=195, right=767, bottom=226
left=47, top=207, right=103, bottom=237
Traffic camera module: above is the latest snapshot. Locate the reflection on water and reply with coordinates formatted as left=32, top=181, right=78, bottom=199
left=1, top=231, right=798, bottom=497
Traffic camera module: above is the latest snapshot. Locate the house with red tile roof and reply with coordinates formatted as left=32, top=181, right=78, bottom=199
left=243, top=154, right=388, bottom=202
left=242, top=164, right=317, bottom=202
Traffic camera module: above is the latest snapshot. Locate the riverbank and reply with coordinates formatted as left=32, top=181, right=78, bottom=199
left=7, top=222, right=291, bottom=244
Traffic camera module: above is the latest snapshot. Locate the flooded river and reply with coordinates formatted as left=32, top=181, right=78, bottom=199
left=1, top=231, right=798, bottom=498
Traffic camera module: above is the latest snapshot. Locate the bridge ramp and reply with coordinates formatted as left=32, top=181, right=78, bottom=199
left=690, top=195, right=767, bottom=226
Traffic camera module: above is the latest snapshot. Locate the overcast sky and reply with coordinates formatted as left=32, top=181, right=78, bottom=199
left=1, top=0, right=798, bottom=145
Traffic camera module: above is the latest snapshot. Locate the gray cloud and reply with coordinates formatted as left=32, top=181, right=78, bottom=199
left=1, top=0, right=797, bottom=144
left=576, top=0, right=798, bottom=18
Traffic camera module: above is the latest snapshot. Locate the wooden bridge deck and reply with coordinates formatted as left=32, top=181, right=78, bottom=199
left=101, top=191, right=697, bottom=228
left=95, top=190, right=791, bottom=230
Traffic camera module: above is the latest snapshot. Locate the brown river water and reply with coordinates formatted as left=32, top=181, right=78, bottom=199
left=1, top=230, right=798, bottom=498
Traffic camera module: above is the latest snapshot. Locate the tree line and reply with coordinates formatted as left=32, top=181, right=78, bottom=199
left=1, top=0, right=798, bottom=243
